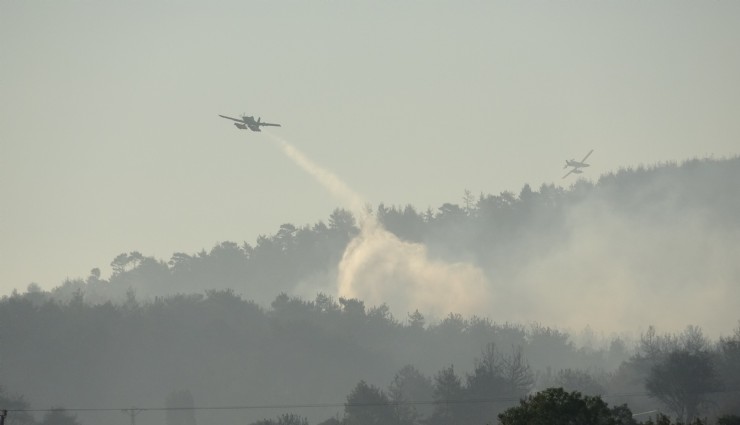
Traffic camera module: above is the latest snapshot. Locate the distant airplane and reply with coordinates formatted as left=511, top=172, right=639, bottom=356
left=562, top=149, right=594, bottom=179
left=218, top=114, right=281, bottom=132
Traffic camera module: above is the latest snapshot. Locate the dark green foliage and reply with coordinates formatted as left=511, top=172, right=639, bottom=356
left=428, top=365, right=465, bottom=425
left=388, top=365, right=434, bottom=425
left=376, top=204, right=425, bottom=243
left=463, top=344, right=534, bottom=424
left=609, top=325, right=720, bottom=419
left=646, top=350, right=719, bottom=422
left=344, top=381, right=397, bottom=425
left=554, top=368, right=607, bottom=396
left=5, top=292, right=738, bottom=424
left=497, top=387, right=632, bottom=425
left=315, top=417, right=342, bottom=425
left=610, top=404, right=639, bottom=425
left=640, top=413, right=706, bottom=425
left=718, top=415, right=740, bottom=425
left=250, top=414, right=309, bottom=425
left=406, top=310, right=425, bottom=330
left=716, top=323, right=740, bottom=415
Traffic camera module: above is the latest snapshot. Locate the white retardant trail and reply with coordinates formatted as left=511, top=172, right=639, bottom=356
left=264, top=132, right=492, bottom=317
left=265, top=133, right=366, bottom=216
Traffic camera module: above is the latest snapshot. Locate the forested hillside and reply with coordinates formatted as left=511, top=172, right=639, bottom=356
left=2, top=157, right=739, bottom=425
left=30, top=156, right=740, bottom=334
left=2, top=290, right=739, bottom=425
left=36, top=157, right=740, bottom=312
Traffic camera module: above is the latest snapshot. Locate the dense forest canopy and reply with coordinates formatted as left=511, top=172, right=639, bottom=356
left=1, top=291, right=739, bottom=425
left=2, top=157, right=739, bottom=425
left=28, top=156, right=740, bottom=335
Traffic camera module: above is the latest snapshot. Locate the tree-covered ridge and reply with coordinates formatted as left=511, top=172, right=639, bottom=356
left=43, top=207, right=359, bottom=306
left=35, top=156, right=739, bottom=307
left=3, top=156, right=739, bottom=424
left=1, top=291, right=739, bottom=424
left=0, top=290, right=618, bottom=407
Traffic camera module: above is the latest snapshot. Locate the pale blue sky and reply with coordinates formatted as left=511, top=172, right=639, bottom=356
left=2, top=1, right=739, bottom=293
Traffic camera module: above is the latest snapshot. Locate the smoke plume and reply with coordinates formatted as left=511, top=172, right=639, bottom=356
left=336, top=218, right=490, bottom=318
left=268, top=134, right=739, bottom=336
left=266, top=133, right=491, bottom=318
left=268, top=135, right=366, bottom=215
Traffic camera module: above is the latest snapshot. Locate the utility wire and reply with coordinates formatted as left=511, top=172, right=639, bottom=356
left=4, top=388, right=740, bottom=414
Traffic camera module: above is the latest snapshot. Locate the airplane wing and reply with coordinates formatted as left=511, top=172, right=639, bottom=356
left=218, top=115, right=244, bottom=123
left=580, top=149, right=594, bottom=163
left=259, top=122, right=281, bottom=127
left=562, top=169, right=576, bottom=179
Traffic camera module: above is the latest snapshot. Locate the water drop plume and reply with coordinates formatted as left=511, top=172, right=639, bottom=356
left=265, top=132, right=366, bottom=216
left=264, top=132, right=491, bottom=317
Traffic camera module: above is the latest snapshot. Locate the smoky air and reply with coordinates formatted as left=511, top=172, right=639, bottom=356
left=2, top=146, right=739, bottom=425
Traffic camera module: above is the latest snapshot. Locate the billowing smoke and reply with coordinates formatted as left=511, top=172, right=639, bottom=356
left=498, top=195, right=740, bottom=337
left=268, top=133, right=739, bottom=336
left=337, top=218, right=490, bottom=318
left=266, top=133, right=491, bottom=318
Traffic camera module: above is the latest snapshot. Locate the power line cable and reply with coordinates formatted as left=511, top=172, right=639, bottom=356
left=4, top=388, right=740, bottom=414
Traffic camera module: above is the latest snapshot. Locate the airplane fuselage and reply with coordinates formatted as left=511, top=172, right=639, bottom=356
left=219, top=114, right=280, bottom=132
left=565, top=160, right=590, bottom=168
left=562, top=149, right=593, bottom=178
left=233, top=121, right=261, bottom=131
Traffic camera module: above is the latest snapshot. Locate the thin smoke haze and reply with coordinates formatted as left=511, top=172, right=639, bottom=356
left=266, top=133, right=740, bottom=336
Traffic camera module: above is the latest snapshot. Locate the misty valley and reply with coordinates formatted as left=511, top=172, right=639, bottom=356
left=2, top=157, right=739, bottom=425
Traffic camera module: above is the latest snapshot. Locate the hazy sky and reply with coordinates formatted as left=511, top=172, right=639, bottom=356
left=2, top=1, right=739, bottom=294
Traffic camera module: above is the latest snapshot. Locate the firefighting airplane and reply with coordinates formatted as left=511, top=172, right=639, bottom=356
left=218, top=114, right=281, bottom=132
left=562, top=149, right=594, bottom=179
